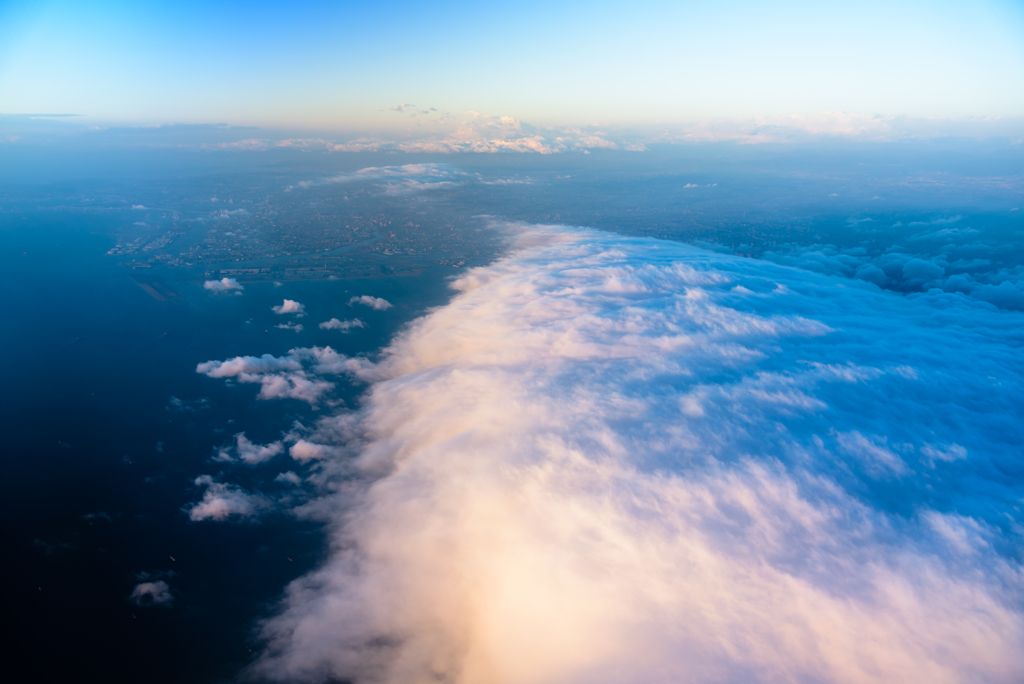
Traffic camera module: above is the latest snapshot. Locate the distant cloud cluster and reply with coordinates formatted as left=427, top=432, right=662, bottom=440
left=187, top=223, right=1024, bottom=682
left=760, top=218, right=1024, bottom=310
left=8, top=110, right=1024, bottom=154
left=225, top=112, right=1024, bottom=154
left=286, top=163, right=468, bottom=194
left=196, top=352, right=333, bottom=405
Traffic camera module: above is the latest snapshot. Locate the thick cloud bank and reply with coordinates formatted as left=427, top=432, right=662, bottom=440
left=245, top=225, right=1023, bottom=683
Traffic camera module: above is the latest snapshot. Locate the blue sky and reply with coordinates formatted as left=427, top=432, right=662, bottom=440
left=2, top=0, right=1024, bottom=132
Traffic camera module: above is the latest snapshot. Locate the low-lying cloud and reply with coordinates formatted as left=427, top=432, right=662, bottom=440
left=187, top=475, right=271, bottom=521
left=192, top=224, right=1023, bottom=683
left=217, top=432, right=284, bottom=465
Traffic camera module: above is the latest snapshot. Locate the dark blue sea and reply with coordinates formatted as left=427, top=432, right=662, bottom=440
left=0, top=208, right=455, bottom=682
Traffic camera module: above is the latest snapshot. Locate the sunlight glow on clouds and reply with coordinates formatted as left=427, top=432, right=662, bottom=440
left=272, top=299, right=306, bottom=316
left=187, top=223, right=1024, bottom=682
left=203, top=277, right=243, bottom=292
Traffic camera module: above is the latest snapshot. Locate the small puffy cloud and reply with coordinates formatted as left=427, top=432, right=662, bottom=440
left=276, top=322, right=304, bottom=333
left=197, top=352, right=334, bottom=406
left=204, top=277, right=243, bottom=292
left=129, top=580, right=172, bottom=607
left=289, top=439, right=340, bottom=463
left=275, top=471, right=302, bottom=486
left=197, top=353, right=302, bottom=378
left=389, top=103, right=416, bottom=112
left=349, top=295, right=392, bottom=310
left=273, top=299, right=306, bottom=316
left=230, top=432, right=284, bottom=465
left=319, top=318, right=366, bottom=332
left=187, top=476, right=270, bottom=521
left=131, top=205, right=146, bottom=210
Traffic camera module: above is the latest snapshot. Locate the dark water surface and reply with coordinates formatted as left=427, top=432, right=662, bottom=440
left=0, top=210, right=455, bottom=682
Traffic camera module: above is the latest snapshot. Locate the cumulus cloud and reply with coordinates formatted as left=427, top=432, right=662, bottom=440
left=197, top=351, right=336, bottom=406
left=129, top=580, right=173, bottom=607
left=197, top=353, right=303, bottom=378
left=348, top=295, right=392, bottom=310
left=277, top=322, right=304, bottom=333
left=241, top=224, right=1024, bottom=683
left=204, top=277, right=243, bottom=292
left=273, top=299, right=306, bottom=316
left=217, top=432, right=284, bottom=465
left=187, top=476, right=271, bottom=521
left=288, top=439, right=341, bottom=463
left=320, top=318, right=366, bottom=332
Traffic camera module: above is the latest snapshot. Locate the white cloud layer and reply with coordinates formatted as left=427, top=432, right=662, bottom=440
left=214, top=224, right=1022, bottom=683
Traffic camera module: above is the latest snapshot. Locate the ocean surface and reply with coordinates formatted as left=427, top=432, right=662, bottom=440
left=0, top=209, right=456, bottom=682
